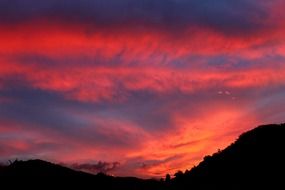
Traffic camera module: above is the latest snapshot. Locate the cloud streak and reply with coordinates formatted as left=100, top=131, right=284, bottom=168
left=70, top=161, right=120, bottom=174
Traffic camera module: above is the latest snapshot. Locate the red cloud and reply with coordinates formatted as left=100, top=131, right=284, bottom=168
left=1, top=20, right=284, bottom=60
left=1, top=19, right=285, bottom=101
left=1, top=59, right=285, bottom=102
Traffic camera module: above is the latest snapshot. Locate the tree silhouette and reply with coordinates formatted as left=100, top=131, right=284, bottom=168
left=165, top=173, right=171, bottom=183
left=174, top=170, right=183, bottom=179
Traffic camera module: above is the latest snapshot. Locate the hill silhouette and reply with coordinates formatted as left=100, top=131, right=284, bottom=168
left=170, top=123, right=285, bottom=189
left=0, top=159, right=163, bottom=189
left=0, top=123, right=284, bottom=189
left=0, top=159, right=88, bottom=188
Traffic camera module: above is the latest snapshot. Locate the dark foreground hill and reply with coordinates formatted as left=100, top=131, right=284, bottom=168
left=0, top=123, right=284, bottom=189
left=0, top=159, right=162, bottom=189
left=170, top=123, right=285, bottom=189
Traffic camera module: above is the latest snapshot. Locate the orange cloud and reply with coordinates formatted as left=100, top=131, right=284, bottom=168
left=124, top=106, right=259, bottom=178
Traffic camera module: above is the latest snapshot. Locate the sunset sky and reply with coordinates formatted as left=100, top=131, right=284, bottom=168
left=1, top=0, right=285, bottom=178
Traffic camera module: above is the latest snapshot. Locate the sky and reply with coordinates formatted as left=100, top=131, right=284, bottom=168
left=0, top=0, right=285, bottom=178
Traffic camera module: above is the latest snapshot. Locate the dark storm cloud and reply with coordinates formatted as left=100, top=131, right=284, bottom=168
left=0, top=0, right=270, bottom=35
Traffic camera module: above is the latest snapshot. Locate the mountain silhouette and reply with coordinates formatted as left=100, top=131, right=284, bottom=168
left=0, top=159, right=163, bottom=189
left=170, top=123, right=285, bottom=189
left=0, top=123, right=284, bottom=189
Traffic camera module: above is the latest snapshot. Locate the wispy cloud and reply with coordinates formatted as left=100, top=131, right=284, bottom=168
left=69, top=161, right=120, bottom=174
